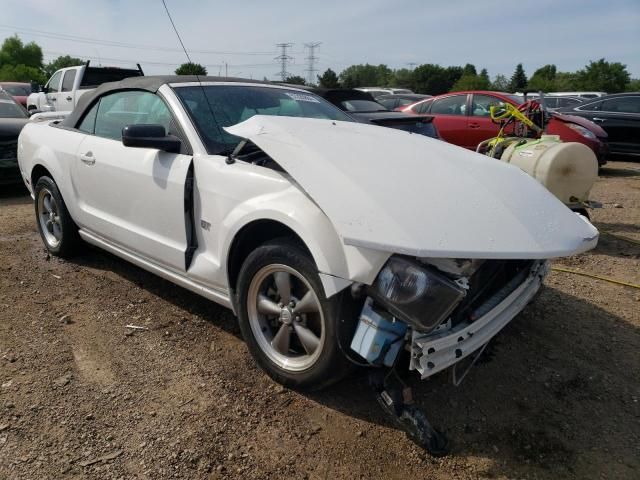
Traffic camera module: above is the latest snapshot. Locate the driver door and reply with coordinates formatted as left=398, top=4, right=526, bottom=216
left=466, top=94, right=504, bottom=149
left=70, top=90, right=192, bottom=272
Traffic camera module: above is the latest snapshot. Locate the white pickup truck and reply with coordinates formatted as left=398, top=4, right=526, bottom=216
left=27, top=62, right=143, bottom=113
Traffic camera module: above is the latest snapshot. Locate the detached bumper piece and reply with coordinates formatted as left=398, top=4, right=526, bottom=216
left=410, top=261, right=549, bottom=379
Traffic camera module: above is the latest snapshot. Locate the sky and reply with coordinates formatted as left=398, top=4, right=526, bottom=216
left=1, top=0, right=639, bottom=82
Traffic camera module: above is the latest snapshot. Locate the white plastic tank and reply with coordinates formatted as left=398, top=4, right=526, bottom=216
left=500, top=135, right=598, bottom=206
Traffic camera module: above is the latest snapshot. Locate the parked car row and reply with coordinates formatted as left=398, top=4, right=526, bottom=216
left=397, top=90, right=610, bottom=165
left=0, top=90, right=29, bottom=185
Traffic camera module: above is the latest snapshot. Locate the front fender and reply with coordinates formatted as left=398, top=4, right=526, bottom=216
left=220, top=187, right=391, bottom=295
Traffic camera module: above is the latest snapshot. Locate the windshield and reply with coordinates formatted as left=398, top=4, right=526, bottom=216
left=1, top=85, right=31, bottom=96
left=174, top=85, right=354, bottom=154
left=341, top=99, right=387, bottom=112
left=506, top=94, right=524, bottom=104
left=0, top=99, right=27, bottom=118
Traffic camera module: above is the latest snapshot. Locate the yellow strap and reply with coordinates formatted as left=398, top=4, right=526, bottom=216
left=551, top=266, right=640, bottom=290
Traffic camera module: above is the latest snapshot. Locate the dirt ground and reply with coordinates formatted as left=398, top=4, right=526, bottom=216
left=0, top=160, right=638, bottom=480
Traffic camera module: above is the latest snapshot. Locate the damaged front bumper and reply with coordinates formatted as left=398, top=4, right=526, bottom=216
left=409, top=260, right=549, bottom=379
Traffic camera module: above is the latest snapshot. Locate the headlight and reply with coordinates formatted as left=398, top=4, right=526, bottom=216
left=567, top=123, right=596, bottom=140
left=371, top=257, right=466, bottom=332
left=376, top=260, right=429, bottom=304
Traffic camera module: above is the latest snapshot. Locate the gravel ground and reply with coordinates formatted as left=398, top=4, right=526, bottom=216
left=0, top=160, right=638, bottom=479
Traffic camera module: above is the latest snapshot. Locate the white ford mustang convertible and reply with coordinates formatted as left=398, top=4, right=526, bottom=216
left=17, top=76, right=598, bottom=390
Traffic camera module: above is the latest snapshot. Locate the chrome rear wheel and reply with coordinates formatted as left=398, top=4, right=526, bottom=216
left=37, top=187, right=62, bottom=249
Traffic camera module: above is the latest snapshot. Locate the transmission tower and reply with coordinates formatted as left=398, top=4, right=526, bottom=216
left=304, top=42, right=322, bottom=85
left=275, top=43, right=294, bottom=81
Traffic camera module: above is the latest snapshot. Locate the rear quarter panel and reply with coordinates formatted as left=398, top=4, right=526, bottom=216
left=18, top=122, right=85, bottom=214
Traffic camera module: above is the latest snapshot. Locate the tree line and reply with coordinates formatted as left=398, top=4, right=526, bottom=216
left=315, top=60, right=639, bottom=94
left=1, top=34, right=638, bottom=94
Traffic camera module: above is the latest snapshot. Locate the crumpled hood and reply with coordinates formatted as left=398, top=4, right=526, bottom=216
left=225, top=116, right=598, bottom=259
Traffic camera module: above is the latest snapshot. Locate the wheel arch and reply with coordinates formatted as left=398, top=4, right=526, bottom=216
left=31, top=163, right=54, bottom=188
left=226, top=219, right=313, bottom=300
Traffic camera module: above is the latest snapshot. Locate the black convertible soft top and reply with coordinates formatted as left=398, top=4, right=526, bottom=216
left=61, top=75, right=272, bottom=128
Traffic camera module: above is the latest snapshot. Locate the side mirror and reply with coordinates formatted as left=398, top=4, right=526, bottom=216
left=122, top=124, right=181, bottom=153
left=28, top=109, right=42, bottom=117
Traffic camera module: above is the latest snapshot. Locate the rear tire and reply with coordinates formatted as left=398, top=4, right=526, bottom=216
left=34, top=176, right=80, bottom=258
left=236, top=239, right=351, bottom=390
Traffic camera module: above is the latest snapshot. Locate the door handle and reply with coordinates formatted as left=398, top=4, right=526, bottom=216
left=469, top=123, right=480, bottom=128
left=79, top=151, right=95, bottom=165
left=66, top=96, right=72, bottom=101
left=592, top=117, right=605, bottom=122
left=50, top=97, right=57, bottom=101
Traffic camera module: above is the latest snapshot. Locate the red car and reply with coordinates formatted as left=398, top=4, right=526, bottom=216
left=0, top=82, right=33, bottom=107
left=399, top=91, right=608, bottom=165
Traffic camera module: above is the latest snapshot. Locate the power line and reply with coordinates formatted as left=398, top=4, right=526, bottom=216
left=304, top=42, right=321, bottom=85
left=0, top=23, right=276, bottom=56
left=42, top=50, right=276, bottom=70
left=275, top=43, right=294, bottom=81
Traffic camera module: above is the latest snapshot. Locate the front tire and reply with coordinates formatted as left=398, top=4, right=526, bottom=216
left=34, top=176, right=80, bottom=258
left=236, top=239, right=350, bottom=390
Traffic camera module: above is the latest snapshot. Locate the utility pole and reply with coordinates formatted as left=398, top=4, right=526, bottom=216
left=275, top=43, right=294, bottom=81
left=304, top=42, right=322, bottom=85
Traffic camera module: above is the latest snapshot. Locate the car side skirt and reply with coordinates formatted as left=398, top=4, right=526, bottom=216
left=79, top=229, right=233, bottom=309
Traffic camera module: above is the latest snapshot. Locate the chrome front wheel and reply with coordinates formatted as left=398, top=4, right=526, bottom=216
left=236, top=240, right=351, bottom=390
left=247, top=264, right=325, bottom=372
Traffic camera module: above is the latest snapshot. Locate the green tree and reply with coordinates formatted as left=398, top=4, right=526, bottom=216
left=463, top=63, right=477, bottom=76
left=284, top=75, right=306, bottom=85
left=491, top=74, right=510, bottom=91
left=175, top=62, right=207, bottom=75
left=450, top=73, right=490, bottom=92
left=44, top=55, right=85, bottom=78
left=509, top=63, right=528, bottom=91
left=0, top=35, right=43, bottom=69
left=0, top=63, right=45, bottom=84
left=527, top=64, right=557, bottom=92
left=413, top=64, right=462, bottom=95
left=575, top=58, right=630, bottom=93
left=553, top=71, right=579, bottom=91
left=390, top=68, right=415, bottom=90
left=626, top=79, right=640, bottom=92
left=339, top=64, right=392, bottom=88
left=317, top=68, right=340, bottom=88
left=479, top=68, right=490, bottom=85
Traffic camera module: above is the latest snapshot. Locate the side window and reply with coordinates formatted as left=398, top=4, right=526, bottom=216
left=471, top=95, right=504, bottom=117
left=61, top=70, right=77, bottom=92
left=77, top=101, right=100, bottom=134
left=578, top=100, right=602, bottom=111
left=93, top=91, right=174, bottom=141
left=430, top=95, right=467, bottom=115
left=415, top=99, right=432, bottom=114
left=601, top=97, right=640, bottom=114
left=47, top=71, right=63, bottom=93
